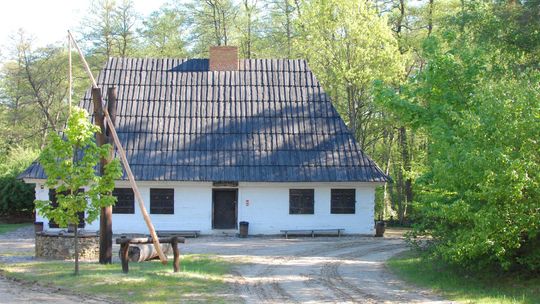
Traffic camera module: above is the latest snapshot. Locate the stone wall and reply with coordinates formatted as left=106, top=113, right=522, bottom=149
left=35, top=232, right=99, bottom=260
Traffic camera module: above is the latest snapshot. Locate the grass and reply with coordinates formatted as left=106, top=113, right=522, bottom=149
left=0, top=254, right=236, bottom=303
left=387, top=251, right=540, bottom=304
left=0, top=223, right=31, bottom=234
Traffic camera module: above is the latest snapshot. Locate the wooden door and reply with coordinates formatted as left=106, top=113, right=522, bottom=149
left=212, top=189, right=237, bottom=229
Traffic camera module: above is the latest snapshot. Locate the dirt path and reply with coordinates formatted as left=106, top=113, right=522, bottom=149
left=181, top=235, right=454, bottom=304
left=0, top=226, right=116, bottom=304
left=0, top=276, right=112, bottom=304
left=0, top=227, right=453, bottom=303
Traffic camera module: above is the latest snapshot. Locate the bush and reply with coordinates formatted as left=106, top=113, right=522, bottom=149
left=0, top=146, right=37, bottom=217
left=0, top=175, right=35, bottom=216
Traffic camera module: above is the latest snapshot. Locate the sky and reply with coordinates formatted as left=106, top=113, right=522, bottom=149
left=0, top=0, right=167, bottom=53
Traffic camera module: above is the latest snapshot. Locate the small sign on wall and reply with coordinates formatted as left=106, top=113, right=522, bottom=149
left=245, top=199, right=250, bottom=206
left=213, top=181, right=238, bottom=187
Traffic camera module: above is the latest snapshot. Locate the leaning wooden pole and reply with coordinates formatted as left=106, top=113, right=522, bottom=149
left=68, top=30, right=167, bottom=264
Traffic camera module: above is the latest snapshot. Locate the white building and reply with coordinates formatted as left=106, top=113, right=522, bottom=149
left=21, top=47, right=388, bottom=236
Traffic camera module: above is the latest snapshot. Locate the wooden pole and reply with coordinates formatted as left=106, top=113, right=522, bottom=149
left=93, top=88, right=114, bottom=264
left=68, top=30, right=167, bottom=264
left=120, top=242, right=130, bottom=273
left=172, top=237, right=180, bottom=272
left=100, top=87, right=117, bottom=263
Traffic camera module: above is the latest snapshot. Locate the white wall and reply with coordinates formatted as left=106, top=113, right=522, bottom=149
left=238, top=183, right=376, bottom=235
left=32, top=181, right=377, bottom=235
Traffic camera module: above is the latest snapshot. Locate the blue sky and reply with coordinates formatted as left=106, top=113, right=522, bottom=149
left=0, top=0, right=168, bottom=52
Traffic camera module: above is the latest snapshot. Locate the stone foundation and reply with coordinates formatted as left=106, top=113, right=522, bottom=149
left=35, top=231, right=99, bottom=260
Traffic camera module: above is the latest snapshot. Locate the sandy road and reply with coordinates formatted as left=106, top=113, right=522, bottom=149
left=0, top=226, right=117, bottom=304
left=0, top=227, right=453, bottom=303
left=182, top=235, right=454, bottom=304
left=0, top=277, right=113, bottom=304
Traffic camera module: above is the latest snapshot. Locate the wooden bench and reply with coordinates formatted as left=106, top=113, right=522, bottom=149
left=116, top=236, right=185, bottom=273
left=157, top=230, right=200, bottom=238
left=280, top=228, right=344, bottom=239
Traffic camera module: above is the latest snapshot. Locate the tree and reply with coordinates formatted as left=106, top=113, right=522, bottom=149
left=81, top=0, right=138, bottom=61
left=263, top=0, right=301, bottom=58
left=139, top=4, right=189, bottom=58
left=372, top=0, right=461, bottom=223
left=377, top=33, right=540, bottom=271
left=82, top=0, right=118, bottom=59
left=297, top=0, right=403, bottom=148
left=185, top=0, right=238, bottom=56
left=0, top=30, right=83, bottom=149
left=114, top=0, right=138, bottom=57
left=296, top=1, right=404, bottom=220
left=35, top=107, right=122, bottom=275
left=238, top=0, right=259, bottom=58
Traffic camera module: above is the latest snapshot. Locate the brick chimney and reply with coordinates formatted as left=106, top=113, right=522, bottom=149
left=209, top=46, right=239, bottom=71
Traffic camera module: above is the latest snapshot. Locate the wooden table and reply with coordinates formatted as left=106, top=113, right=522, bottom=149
left=115, top=236, right=185, bottom=273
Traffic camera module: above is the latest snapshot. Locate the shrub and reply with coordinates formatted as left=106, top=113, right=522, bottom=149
left=0, top=146, right=37, bottom=217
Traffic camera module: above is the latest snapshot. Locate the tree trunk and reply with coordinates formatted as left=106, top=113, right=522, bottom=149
left=222, top=9, right=228, bottom=45
left=285, top=0, right=292, bottom=57
left=74, top=224, right=79, bottom=275
left=243, top=0, right=252, bottom=58
left=381, top=129, right=394, bottom=219
left=94, top=88, right=117, bottom=264
left=210, top=1, right=221, bottom=45
left=398, top=126, right=412, bottom=224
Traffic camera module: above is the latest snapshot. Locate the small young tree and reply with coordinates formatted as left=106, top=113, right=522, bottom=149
left=35, top=107, right=122, bottom=275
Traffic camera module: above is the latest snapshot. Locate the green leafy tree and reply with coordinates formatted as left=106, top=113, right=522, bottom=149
left=184, top=0, right=238, bottom=56
left=80, top=0, right=138, bottom=66
left=0, top=30, right=89, bottom=150
left=138, top=4, right=189, bottom=58
left=377, top=34, right=540, bottom=271
left=296, top=0, right=404, bottom=150
left=35, top=107, right=122, bottom=275
left=260, top=0, right=301, bottom=58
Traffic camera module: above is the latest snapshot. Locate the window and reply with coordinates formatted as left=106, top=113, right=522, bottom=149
left=48, top=189, right=85, bottom=228
left=331, top=189, right=356, bottom=214
left=112, top=188, right=135, bottom=214
left=289, top=189, right=314, bottom=214
left=150, top=188, right=174, bottom=214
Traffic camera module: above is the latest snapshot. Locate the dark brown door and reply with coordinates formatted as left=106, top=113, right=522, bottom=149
left=212, top=189, right=237, bottom=229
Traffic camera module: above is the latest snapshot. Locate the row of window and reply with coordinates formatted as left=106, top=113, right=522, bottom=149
left=47, top=188, right=174, bottom=221
left=49, top=188, right=356, bottom=218
left=112, top=188, right=357, bottom=215
left=289, top=189, right=356, bottom=214
left=47, top=187, right=356, bottom=229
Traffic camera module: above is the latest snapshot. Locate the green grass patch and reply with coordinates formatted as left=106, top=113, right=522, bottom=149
left=0, top=254, right=236, bottom=303
left=387, top=251, right=540, bottom=304
left=0, top=223, right=30, bottom=234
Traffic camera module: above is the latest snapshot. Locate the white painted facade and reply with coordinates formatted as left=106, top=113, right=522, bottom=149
left=30, top=180, right=379, bottom=235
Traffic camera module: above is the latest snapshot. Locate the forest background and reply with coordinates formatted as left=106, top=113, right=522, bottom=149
left=1, top=0, right=539, bottom=272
